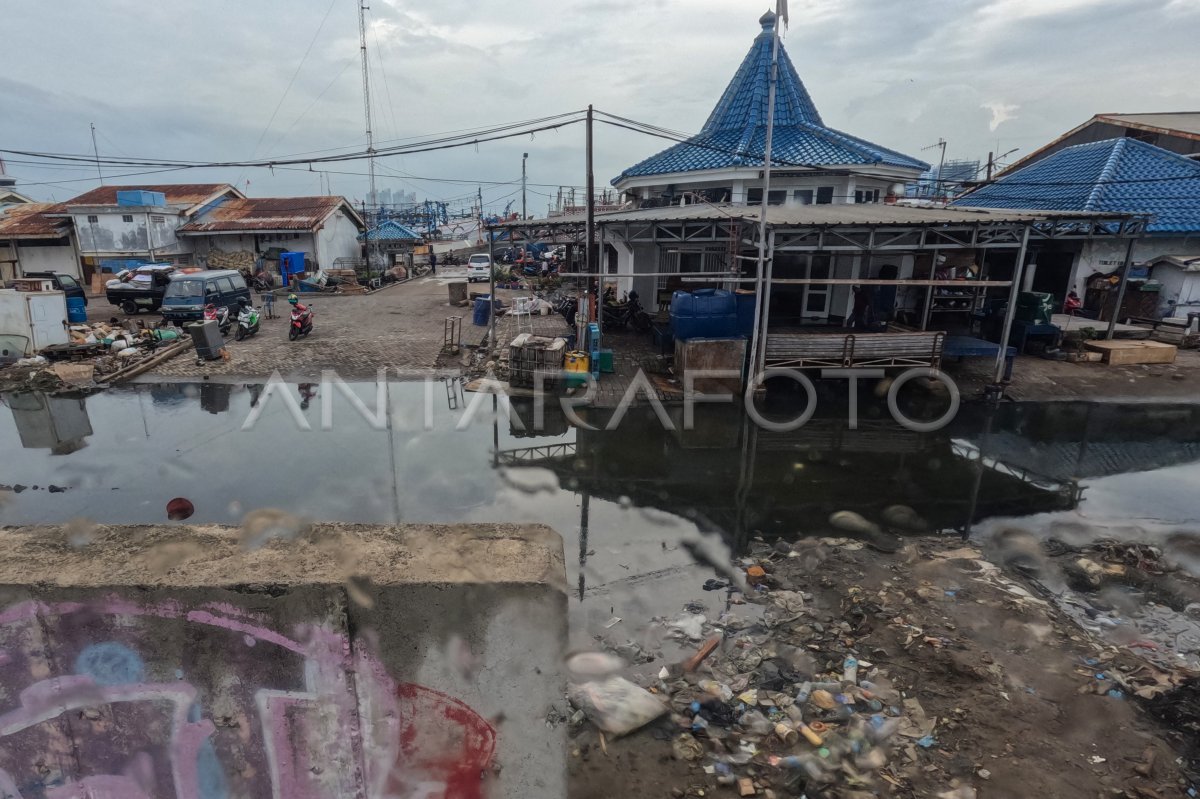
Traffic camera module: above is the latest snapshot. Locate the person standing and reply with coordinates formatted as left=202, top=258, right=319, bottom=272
left=429, top=250, right=437, bottom=275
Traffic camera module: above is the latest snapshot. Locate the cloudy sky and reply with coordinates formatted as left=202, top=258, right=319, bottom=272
left=3, top=0, right=1198, bottom=211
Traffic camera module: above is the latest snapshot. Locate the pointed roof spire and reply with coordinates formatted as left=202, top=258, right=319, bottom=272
left=614, top=11, right=927, bottom=184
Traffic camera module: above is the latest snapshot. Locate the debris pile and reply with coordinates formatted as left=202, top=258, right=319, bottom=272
left=568, top=536, right=960, bottom=798
left=0, top=319, right=190, bottom=391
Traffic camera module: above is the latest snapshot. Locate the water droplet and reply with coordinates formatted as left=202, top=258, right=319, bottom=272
left=65, top=517, right=97, bottom=548
left=239, top=508, right=309, bottom=550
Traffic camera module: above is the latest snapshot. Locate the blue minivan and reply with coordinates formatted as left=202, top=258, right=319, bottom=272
left=161, top=270, right=252, bottom=324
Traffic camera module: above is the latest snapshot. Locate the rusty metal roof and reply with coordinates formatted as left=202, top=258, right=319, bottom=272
left=177, top=196, right=364, bottom=234
left=0, top=202, right=72, bottom=239
left=64, top=183, right=238, bottom=209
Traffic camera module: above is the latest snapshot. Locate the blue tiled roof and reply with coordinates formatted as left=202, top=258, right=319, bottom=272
left=359, top=220, right=421, bottom=241
left=614, top=11, right=928, bottom=184
left=952, top=138, right=1200, bottom=234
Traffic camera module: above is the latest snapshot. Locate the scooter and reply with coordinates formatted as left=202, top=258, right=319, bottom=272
left=288, top=303, right=314, bottom=341
left=602, top=290, right=652, bottom=333
left=203, top=303, right=233, bottom=336
left=235, top=300, right=261, bottom=341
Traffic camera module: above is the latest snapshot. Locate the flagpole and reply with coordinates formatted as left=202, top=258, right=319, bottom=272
left=748, top=2, right=784, bottom=383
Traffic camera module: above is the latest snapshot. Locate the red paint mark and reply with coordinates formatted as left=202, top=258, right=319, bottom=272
left=390, top=683, right=496, bottom=799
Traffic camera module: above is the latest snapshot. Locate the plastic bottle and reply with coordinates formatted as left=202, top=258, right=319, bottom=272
left=795, top=681, right=813, bottom=704
left=843, top=656, right=859, bottom=684
left=692, top=714, right=709, bottom=733
left=797, top=722, right=824, bottom=746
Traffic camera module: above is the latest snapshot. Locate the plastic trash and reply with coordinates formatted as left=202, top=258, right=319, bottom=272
left=795, top=681, right=812, bottom=704
left=774, top=722, right=799, bottom=745
left=843, top=655, right=859, bottom=683
left=568, top=676, right=668, bottom=736
left=809, top=689, right=837, bottom=710
left=669, top=613, right=707, bottom=641
left=797, top=722, right=824, bottom=746
left=740, top=709, right=773, bottom=735
left=566, top=651, right=626, bottom=680
left=672, top=733, right=705, bottom=761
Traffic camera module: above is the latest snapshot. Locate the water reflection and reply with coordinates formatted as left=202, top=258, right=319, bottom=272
left=3, top=380, right=1200, bottom=567
left=2, top=392, right=92, bottom=455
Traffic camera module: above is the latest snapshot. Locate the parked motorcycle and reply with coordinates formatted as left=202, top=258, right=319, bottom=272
left=288, top=303, right=314, bottom=341
left=235, top=299, right=261, bottom=341
left=203, top=303, right=233, bottom=336
left=602, top=290, right=652, bottom=333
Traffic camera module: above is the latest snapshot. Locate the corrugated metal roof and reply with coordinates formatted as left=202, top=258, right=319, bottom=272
left=64, top=183, right=237, bottom=209
left=0, top=202, right=71, bottom=239
left=953, top=138, right=1200, bottom=234
left=613, top=11, right=927, bottom=185
left=1148, top=254, right=1200, bottom=272
left=585, top=202, right=1131, bottom=227
left=1098, top=112, right=1200, bottom=139
left=177, top=196, right=361, bottom=233
left=359, top=220, right=422, bottom=241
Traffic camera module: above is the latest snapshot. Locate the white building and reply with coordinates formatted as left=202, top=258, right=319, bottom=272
left=177, top=196, right=366, bottom=273
left=55, top=184, right=245, bottom=282
left=0, top=203, right=80, bottom=283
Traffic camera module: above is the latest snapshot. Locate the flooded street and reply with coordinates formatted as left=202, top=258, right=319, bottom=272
left=4, top=382, right=1200, bottom=656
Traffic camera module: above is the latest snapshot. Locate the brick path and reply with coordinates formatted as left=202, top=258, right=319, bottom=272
left=148, top=269, right=475, bottom=380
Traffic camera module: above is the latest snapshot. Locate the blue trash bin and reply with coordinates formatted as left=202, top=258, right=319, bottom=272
left=472, top=295, right=492, bottom=326
left=67, top=296, right=87, bottom=323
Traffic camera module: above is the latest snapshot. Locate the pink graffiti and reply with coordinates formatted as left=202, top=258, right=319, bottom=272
left=0, top=597, right=496, bottom=799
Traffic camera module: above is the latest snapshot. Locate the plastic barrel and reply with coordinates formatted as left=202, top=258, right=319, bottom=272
left=66, top=296, right=87, bottom=323
left=472, top=295, right=492, bottom=326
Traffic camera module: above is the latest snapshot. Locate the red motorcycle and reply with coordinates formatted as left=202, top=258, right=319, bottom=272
left=288, top=302, right=314, bottom=341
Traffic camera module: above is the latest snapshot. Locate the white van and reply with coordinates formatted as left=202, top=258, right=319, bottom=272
left=467, top=254, right=493, bottom=283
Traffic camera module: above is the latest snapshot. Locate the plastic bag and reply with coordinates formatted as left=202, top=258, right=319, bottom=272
left=568, top=676, right=668, bottom=736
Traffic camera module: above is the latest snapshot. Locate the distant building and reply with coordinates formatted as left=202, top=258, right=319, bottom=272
left=177, top=196, right=366, bottom=272
left=0, top=159, right=32, bottom=207
left=0, top=203, right=79, bottom=282
left=55, top=184, right=245, bottom=281
left=997, top=112, right=1200, bottom=176
left=611, top=11, right=927, bottom=209
left=954, top=137, right=1200, bottom=314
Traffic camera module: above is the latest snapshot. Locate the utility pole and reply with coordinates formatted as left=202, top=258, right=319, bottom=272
left=357, top=0, right=378, bottom=268
left=986, top=151, right=994, bottom=181
left=582, top=105, right=595, bottom=345
left=89, top=123, right=104, bottom=185
left=747, top=4, right=782, bottom=381
left=477, top=185, right=483, bottom=245
left=521, top=152, right=528, bottom=220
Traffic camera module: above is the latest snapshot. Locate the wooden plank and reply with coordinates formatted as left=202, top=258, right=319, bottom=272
left=1084, top=339, right=1177, bottom=365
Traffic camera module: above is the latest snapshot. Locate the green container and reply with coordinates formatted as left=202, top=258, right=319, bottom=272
left=563, top=372, right=590, bottom=388
left=599, top=349, right=615, bottom=374
left=1015, top=291, right=1053, bottom=325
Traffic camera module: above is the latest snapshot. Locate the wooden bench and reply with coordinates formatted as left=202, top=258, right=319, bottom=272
left=765, top=331, right=945, bottom=370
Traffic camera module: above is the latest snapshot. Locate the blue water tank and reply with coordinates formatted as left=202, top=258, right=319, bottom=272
left=115, top=190, right=166, bottom=207
left=472, top=295, right=493, bottom=326
left=735, top=292, right=757, bottom=338
left=670, top=288, right=739, bottom=340
left=67, top=296, right=87, bottom=323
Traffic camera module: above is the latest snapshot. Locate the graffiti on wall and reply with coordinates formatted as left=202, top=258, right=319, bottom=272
left=0, top=599, right=495, bottom=799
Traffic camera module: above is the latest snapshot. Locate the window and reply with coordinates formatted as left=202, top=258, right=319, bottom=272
left=215, top=277, right=237, bottom=293
left=57, top=276, right=79, bottom=290
left=854, top=188, right=881, bottom=204
left=747, top=189, right=787, bottom=205
left=816, top=187, right=835, bottom=205
left=87, top=215, right=98, bottom=224
left=122, top=214, right=134, bottom=223
left=794, top=189, right=814, bottom=205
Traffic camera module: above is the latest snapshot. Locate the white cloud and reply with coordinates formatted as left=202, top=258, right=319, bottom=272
left=983, top=101, right=1020, bottom=131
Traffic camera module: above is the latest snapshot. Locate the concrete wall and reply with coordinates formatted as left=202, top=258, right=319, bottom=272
left=317, top=211, right=365, bottom=270
left=72, top=210, right=187, bottom=257
left=0, top=523, right=567, bottom=799
left=9, top=242, right=80, bottom=279
left=1072, top=235, right=1200, bottom=297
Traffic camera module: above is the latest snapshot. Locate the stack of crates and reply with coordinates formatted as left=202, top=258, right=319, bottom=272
left=509, top=334, right=567, bottom=388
